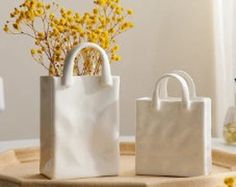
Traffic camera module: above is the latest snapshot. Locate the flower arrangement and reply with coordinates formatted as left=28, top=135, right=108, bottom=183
left=3, top=0, right=134, bottom=76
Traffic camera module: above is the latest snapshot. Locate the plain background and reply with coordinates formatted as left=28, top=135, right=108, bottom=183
left=0, top=0, right=235, bottom=140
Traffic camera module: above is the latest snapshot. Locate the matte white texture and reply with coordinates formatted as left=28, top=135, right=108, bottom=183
left=136, top=72, right=212, bottom=177
left=40, top=43, right=120, bottom=179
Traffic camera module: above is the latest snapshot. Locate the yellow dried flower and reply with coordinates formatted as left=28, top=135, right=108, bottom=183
left=31, top=49, right=37, bottom=55
left=3, top=25, right=9, bottom=32
left=93, top=8, right=99, bottom=15
left=34, top=8, right=44, bottom=16
left=46, top=4, right=51, bottom=10
left=4, top=0, right=134, bottom=76
left=13, top=23, right=20, bottom=30
left=112, top=45, right=119, bottom=52
left=224, top=177, right=235, bottom=186
left=127, top=9, right=133, bottom=15
left=220, top=176, right=236, bottom=187
left=112, top=54, right=121, bottom=61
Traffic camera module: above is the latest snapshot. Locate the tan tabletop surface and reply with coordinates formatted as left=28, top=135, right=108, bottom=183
left=0, top=142, right=235, bottom=187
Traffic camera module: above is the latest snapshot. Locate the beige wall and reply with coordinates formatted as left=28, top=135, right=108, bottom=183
left=0, top=0, right=232, bottom=140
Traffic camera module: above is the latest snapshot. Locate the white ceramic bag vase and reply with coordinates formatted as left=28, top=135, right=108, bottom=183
left=40, top=42, right=120, bottom=179
left=135, top=72, right=212, bottom=177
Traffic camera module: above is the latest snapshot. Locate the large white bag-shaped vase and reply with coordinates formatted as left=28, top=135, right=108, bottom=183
left=40, top=42, right=120, bottom=179
left=136, top=72, right=212, bottom=177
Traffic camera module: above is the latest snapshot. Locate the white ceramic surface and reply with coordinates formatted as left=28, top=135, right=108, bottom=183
left=40, top=43, right=120, bottom=179
left=135, top=72, right=212, bottom=177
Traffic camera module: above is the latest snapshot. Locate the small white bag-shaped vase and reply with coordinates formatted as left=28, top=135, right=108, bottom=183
left=40, top=42, right=120, bottom=179
left=136, top=72, right=212, bottom=177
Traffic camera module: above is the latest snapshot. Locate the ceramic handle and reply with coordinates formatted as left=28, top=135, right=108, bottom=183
left=62, top=42, right=112, bottom=87
left=160, top=70, right=196, bottom=98
left=152, top=73, right=191, bottom=110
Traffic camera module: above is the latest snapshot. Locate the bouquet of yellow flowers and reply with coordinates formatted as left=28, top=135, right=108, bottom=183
left=4, top=0, right=134, bottom=76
